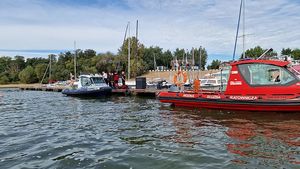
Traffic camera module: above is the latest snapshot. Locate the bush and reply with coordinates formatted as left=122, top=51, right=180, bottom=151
left=18, top=66, right=37, bottom=84
left=0, top=75, right=9, bottom=84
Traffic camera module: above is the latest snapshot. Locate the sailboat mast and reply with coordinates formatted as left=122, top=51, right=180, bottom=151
left=128, top=22, right=131, bottom=80
left=135, top=20, right=138, bottom=75
left=199, top=46, right=202, bottom=71
left=49, top=55, right=51, bottom=81
left=74, top=41, right=77, bottom=80
left=232, top=0, right=243, bottom=60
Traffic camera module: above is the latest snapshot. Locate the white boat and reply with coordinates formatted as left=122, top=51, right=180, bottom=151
left=62, top=75, right=112, bottom=97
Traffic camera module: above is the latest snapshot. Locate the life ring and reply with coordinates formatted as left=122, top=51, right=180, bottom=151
left=173, top=70, right=188, bottom=86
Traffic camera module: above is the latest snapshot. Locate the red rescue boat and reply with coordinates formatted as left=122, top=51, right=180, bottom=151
left=157, top=59, right=300, bottom=112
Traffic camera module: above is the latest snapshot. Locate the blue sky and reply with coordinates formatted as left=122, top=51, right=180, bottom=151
left=0, top=0, right=299, bottom=63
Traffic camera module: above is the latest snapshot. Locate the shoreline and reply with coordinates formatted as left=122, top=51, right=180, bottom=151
left=0, top=83, right=41, bottom=89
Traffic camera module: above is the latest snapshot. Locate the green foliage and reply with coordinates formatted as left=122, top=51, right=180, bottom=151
left=194, top=47, right=208, bottom=70
left=292, top=49, right=300, bottom=60
left=207, top=60, right=221, bottom=70
left=0, top=73, right=9, bottom=84
left=118, top=37, right=146, bottom=77
left=0, top=39, right=210, bottom=83
left=281, top=48, right=300, bottom=60
left=244, top=46, right=277, bottom=59
left=281, top=48, right=292, bottom=56
left=18, top=66, right=37, bottom=84
left=34, top=63, right=48, bottom=82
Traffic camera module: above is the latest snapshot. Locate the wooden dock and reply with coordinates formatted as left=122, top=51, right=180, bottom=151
left=19, top=86, right=159, bottom=97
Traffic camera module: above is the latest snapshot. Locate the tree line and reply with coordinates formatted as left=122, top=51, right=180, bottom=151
left=0, top=37, right=208, bottom=84
left=1, top=41, right=299, bottom=84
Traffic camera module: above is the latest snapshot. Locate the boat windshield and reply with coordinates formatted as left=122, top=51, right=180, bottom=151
left=91, top=77, right=105, bottom=84
left=238, top=63, right=297, bottom=86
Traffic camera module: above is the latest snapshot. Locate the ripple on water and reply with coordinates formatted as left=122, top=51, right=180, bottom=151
left=0, top=89, right=299, bottom=169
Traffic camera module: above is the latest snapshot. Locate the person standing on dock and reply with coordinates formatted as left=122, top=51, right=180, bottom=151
left=102, top=71, right=108, bottom=85
left=121, top=71, right=126, bottom=86
left=108, top=72, right=113, bottom=87
left=113, top=72, right=119, bottom=88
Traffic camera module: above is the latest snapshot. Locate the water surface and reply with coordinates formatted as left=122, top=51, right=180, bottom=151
left=0, top=89, right=299, bottom=168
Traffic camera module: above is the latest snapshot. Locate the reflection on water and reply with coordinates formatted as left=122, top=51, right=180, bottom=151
left=0, top=89, right=299, bottom=169
left=164, top=107, right=300, bottom=167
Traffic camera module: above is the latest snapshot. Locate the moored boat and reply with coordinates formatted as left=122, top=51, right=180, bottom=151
left=62, top=75, right=112, bottom=97
left=157, top=59, right=300, bottom=112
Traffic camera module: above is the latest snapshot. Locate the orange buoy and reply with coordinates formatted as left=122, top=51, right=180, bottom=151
left=193, top=78, right=200, bottom=93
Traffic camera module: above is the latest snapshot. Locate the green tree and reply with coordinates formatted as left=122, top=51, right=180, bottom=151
left=281, top=48, right=292, bottom=56
left=118, top=37, right=146, bottom=77
left=292, top=49, right=300, bottom=60
left=142, top=46, right=163, bottom=70
left=18, top=66, right=37, bottom=83
left=173, top=48, right=185, bottom=61
left=161, top=50, right=173, bottom=68
left=193, top=47, right=208, bottom=70
left=0, top=73, right=9, bottom=84
left=34, top=63, right=48, bottom=82
left=0, top=57, right=11, bottom=73
left=244, top=46, right=277, bottom=59
left=207, top=60, right=221, bottom=70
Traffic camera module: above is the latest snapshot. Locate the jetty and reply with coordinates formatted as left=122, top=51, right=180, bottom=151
left=18, top=85, right=158, bottom=97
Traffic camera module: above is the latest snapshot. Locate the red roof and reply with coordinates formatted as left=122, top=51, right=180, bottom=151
left=230, top=59, right=290, bottom=67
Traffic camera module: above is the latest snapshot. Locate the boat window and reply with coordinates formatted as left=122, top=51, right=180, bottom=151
left=238, top=63, right=296, bottom=86
left=91, top=77, right=105, bottom=84
left=200, top=79, right=208, bottom=83
left=81, top=77, right=92, bottom=86
left=207, top=79, right=217, bottom=84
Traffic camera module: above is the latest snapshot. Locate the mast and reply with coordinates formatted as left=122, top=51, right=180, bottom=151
left=123, top=23, right=129, bottom=48
left=232, top=0, right=243, bottom=61
left=49, top=54, right=52, bottom=82
left=154, top=53, right=156, bottom=70
left=135, top=20, right=138, bottom=75
left=74, top=41, right=77, bottom=80
left=199, top=46, right=202, bottom=71
left=128, top=22, right=131, bottom=80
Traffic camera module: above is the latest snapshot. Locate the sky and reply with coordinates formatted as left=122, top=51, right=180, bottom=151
left=0, top=0, right=299, bottom=63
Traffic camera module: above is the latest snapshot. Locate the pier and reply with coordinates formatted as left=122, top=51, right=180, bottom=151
left=19, top=86, right=159, bottom=97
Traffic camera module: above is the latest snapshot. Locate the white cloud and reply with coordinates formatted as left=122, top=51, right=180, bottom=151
left=0, top=0, right=299, bottom=58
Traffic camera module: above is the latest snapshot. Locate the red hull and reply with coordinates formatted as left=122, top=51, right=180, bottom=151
left=158, top=92, right=300, bottom=112
left=158, top=59, right=300, bottom=112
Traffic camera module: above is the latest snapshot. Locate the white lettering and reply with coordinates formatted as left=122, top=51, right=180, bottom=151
left=229, top=96, right=258, bottom=100
left=206, top=95, right=221, bottom=99
left=182, top=94, right=195, bottom=98
left=231, top=71, right=238, bottom=74
left=230, top=81, right=242, bottom=85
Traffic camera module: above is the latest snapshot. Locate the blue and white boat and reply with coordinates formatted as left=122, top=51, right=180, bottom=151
left=62, top=75, right=112, bottom=97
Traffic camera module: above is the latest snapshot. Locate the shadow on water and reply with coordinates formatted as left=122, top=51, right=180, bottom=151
left=159, top=104, right=300, bottom=167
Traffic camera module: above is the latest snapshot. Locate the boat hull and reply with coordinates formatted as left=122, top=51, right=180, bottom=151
left=158, top=92, right=300, bottom=112
left=62, top=87, right=112, bottom=97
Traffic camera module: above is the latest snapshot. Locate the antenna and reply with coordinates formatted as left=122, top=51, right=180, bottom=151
left=257, top=48, right=273, bottom=60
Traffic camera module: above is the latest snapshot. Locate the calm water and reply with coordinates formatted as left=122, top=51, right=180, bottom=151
left=0, top=89, right=299, bottom=169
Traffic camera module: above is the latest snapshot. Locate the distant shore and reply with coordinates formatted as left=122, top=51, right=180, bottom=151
left=0, top=83, right=40, bottom=89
